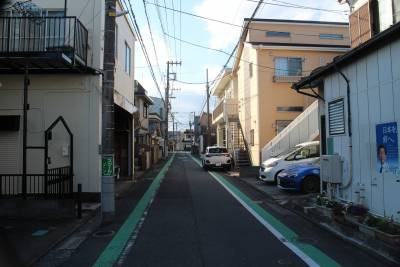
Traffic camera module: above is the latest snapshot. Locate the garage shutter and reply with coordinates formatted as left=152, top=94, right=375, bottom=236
left=328, top=98, right=345, bottom=135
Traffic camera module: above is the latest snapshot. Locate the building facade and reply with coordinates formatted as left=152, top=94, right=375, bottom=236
left=0, top=0, right=136, bottom=197
left=233, top=18, right=350, bottom=165
left=134, top=81, right=153, bottom=170
left=294, top=0, right=400, bottom=222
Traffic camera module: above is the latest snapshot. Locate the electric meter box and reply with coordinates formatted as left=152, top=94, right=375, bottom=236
left=320, top=154, right=342, bottom=184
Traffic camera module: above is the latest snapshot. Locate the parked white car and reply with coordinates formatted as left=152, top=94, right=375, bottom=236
left=202, top=146, right=232, bottom=171
left=259, top=141, right=320, bottom=183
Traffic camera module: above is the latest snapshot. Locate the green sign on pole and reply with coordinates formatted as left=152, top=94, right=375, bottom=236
left=102, top=155, right=114, bottom=176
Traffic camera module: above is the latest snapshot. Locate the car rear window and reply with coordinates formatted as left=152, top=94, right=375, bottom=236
left=208, top=148, right=228, bottom=154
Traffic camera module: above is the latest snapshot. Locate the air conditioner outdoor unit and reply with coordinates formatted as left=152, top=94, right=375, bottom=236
left=320, top=154, right=342, bottom=184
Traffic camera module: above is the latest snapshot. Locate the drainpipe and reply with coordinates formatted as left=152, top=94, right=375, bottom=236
left=334, top=64, right=353, bottom=190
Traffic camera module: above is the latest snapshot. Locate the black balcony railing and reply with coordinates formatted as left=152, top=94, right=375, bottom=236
left=0, top=16, right=88, bottom=66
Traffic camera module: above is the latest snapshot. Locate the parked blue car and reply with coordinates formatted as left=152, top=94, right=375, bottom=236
left=277, top=164, right=320, bottom=193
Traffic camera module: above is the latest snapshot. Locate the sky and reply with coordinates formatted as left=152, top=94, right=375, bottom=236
left=130, top=0, right=350, bottom=130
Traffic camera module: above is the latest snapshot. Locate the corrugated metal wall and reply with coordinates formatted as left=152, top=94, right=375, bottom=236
left=324, top=38, right=400, bottom=220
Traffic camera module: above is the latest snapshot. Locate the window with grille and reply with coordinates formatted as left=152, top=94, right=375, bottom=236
left=266, top=31, right=290, bottom=37
left=275, top=57, right=302, bottom=76
left=319, top=34, right=343, bottom=40
left=328, top=98, right=345, bottom=135
left=250, top=129, right=254, bottom=146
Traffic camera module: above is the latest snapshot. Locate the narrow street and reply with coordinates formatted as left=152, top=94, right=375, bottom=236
left=61, top=153, right=391, bottom=267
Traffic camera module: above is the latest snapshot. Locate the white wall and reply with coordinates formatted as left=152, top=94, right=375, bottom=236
left=0, top=74, right=102, bottom=193
left=261, top=100, right=319, bottom=161
left=323, top=38, right=400, bottom=221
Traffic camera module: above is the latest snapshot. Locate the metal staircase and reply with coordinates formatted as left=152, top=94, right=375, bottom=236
left=227, top=119, right=251, bottom=167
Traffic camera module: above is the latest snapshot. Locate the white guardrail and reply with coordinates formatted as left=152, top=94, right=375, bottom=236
left=261, top=100, right=319, bottom=161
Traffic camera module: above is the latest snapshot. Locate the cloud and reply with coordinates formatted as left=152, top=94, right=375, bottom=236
left=194, top=0, right=350, bottom=50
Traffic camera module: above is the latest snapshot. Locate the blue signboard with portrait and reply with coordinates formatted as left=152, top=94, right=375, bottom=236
left=376, top=122, right=398, bottom=174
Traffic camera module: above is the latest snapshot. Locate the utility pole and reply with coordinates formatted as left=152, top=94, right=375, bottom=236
left=101, top=0, right=116, bottom=221
left=165, top=60, right=181, bottom=157
left=206, top=69, right=210, bottom=147
left=172, top=115, right=175, bottom=151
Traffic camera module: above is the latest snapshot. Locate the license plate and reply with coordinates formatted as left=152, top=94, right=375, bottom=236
left=216, top=162, right=222, bottom=167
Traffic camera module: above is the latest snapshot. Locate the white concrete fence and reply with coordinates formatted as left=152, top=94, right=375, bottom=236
left=261, top=100, right=319, bottom=162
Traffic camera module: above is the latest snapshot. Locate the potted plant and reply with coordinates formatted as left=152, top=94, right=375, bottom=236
left=374, top=218, right=400, bottom=247
left=362, top=214, right=400, bottom=245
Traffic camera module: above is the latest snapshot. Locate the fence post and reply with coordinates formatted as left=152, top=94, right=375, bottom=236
left=77, top=183, right=82, bottom=219
left=58, top=167, right=61, bottom=196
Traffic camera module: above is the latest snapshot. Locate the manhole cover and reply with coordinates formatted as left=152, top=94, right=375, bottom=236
left=291, top=237, right=318, bottom=245
left=278, top=258, right=293, bottom=265
left=93, top=230, right=115, bottom=238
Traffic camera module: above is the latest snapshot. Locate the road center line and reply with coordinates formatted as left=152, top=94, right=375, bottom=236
left=93, top=154, right=176, bottom=267
left=190, top=155, right=340, bottom=267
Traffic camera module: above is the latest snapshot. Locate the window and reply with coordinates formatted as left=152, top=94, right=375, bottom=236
left=124, top=42, right=131, bottom=74
left=249, top=63, right=253, bottom=78
left=208, top=147, right=228, bottom=154
left=250, top=129, right=254, bottom=146
left=115, top=25, right=118, bottom=59
left=275, top=57, right=302, bottom=76
left=328, top=98, right=345, bottom=135
left=0, top=115, right=20, bottom=131
left=276, top=120, right=292, bottom=134
left=286, top=145, right=320, bottom=160
left=319, top=34, right=344, bottom=40
left=143, top=104, right=148, bottom=118
left=277, top=106, right=303, bottom=112
left=266, top=31, right=290, bottom=37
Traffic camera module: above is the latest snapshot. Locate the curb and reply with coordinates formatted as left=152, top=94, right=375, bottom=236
left=237, top=176, right=398, bottom=266
left=30, top=205, right=101, bottom=266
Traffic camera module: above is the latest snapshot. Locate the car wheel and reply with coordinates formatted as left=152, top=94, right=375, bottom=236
left=302, top=176, right=320, bottom=193
left=274, top=170, right=283, bottom=184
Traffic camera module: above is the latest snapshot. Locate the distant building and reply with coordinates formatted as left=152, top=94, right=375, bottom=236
left=134, top=81, right=153, bottom=170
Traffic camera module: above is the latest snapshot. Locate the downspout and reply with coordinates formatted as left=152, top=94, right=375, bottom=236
left=334, top=64, right=353, bottom=190
left=64, top=0, right=67, bottom=16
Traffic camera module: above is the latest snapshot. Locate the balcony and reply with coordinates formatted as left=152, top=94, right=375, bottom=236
left=212, top=98, right=238, bottom=125
left=0, top=16, right=88, bottom=73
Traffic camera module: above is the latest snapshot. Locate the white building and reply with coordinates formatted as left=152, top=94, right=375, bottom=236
left=294, top=0, right=400, bottom=221
left=0, top=0, right=136, bottom=199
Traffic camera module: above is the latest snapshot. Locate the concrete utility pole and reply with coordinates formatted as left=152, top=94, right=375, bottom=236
left=206, top=69, right=210, bottom=147
left=165, top=60, right=181, bottom=157
left=101, top=0, right=116, bottom=221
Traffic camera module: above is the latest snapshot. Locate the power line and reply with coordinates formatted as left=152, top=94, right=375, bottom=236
left=142, top=0, right=166, bottom=87
left=154, top=0, right=171, bottom=59
left=121, top=0, right=165, bottom=105
left=171, top=0, right=178, bottom=58
left=145, top=1, right=350, bottom=40
left=166, top=32, right=325, bottom=73
left=247, top=0, right=348, bottom=14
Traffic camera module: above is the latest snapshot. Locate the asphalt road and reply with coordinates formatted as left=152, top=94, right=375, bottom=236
left=61, top=152, right=392, bottom=267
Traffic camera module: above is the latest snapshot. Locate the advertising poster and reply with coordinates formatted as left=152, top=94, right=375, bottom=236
left=376, top=122, right=398, bottom=174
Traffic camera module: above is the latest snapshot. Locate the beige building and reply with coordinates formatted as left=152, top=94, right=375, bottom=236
left=231, top=18, right=350, bottom=166
left=0, top=0, right=136, bottom=197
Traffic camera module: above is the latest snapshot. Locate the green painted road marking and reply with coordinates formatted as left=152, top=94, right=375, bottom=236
left=190, top=155, right=340, bottom=267
left=93, top=154, right=176, bottom=267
